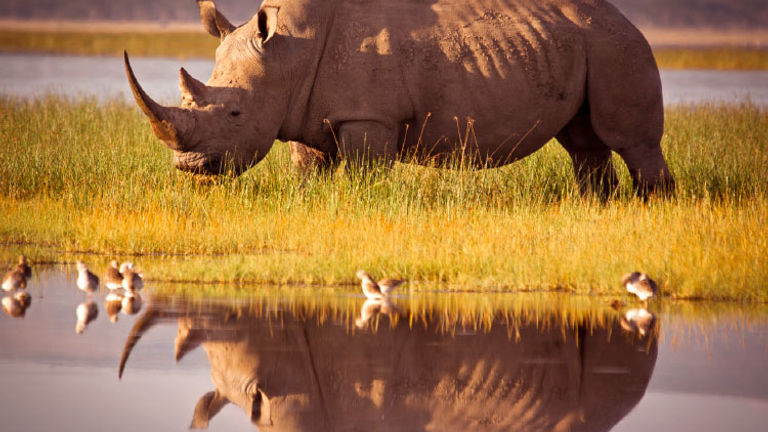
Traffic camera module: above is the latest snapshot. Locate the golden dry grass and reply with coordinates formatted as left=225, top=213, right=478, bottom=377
left=1, top=97, right=767, bottom=301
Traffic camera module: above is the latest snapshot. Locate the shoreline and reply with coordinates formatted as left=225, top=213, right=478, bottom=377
left=2, top=19, right=768, bottom=48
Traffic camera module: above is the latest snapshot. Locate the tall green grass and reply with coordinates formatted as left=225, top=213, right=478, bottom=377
left=1, top=96, right=767, bottom=301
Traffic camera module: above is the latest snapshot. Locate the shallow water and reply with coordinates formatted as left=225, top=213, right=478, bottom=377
left=1, top=53, right=768, bottom=106
left=0, top=266, right=766, bottom=431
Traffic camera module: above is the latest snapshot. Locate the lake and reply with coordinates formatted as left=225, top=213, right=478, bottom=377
left=1, top=266, right=766, bottom=431
left=1, top=53, right=768, bottom=106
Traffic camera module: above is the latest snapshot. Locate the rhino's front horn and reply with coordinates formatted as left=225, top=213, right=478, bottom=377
left=118, top=307, right=161, bottom=379
left=124, top=51, right=193, bottom=151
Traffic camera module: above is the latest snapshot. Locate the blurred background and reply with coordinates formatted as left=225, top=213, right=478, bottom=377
left=0, top=0, right=765, bottom=28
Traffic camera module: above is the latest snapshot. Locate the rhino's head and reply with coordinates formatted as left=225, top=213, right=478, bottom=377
left=124, top=1, right=285, bottom=175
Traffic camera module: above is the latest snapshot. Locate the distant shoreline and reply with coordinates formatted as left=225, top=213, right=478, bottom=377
left=1, top=20, right=767, bottom=69
left=0, top=19, right=202, bottom=33
left=2, top=18, right=768, bottom=48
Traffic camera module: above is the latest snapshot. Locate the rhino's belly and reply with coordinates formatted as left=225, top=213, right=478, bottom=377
left=403, top=58, right=586, bottom=167
left=399, top=13, right=587, bottom=166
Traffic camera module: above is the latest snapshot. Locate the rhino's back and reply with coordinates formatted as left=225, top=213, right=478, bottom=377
left=311, top=0, right=650, bottom=162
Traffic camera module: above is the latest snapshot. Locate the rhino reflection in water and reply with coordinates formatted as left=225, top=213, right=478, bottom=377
left=120, top=299, right=658, bottom=431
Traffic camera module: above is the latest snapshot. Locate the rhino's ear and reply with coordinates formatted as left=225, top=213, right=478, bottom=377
left=256, top=6, right=279, bottom=48
left=197, top=0, right=235, bottom=40
left=190, top=390, right=230, bottom=429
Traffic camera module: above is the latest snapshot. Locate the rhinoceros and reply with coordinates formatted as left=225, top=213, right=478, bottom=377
left=124, top=0, right=675, bottom=195
left=119, top=298, right=658, bottom=431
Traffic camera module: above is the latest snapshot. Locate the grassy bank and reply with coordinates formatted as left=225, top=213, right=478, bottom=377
left=1, top=97, right=767, bottom=301
left=1, top=29, right=768, bottom=69
left=653, top=47, right=768, bottom=70
left=0, top=29, right=217, bottom=59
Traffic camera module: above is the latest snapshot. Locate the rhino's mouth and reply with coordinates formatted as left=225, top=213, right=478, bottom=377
left=173, top=152, right=222, bottom=175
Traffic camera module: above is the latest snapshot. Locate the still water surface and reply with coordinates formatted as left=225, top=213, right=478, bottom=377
left=1, top=266, right=766, bottom=431
left=1, top=53, right=768, bottom=106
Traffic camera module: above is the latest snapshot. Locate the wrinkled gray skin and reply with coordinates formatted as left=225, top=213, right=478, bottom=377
left=119, top=299, right=657, bottom=431
left=125, top=0, right=675, bottom=195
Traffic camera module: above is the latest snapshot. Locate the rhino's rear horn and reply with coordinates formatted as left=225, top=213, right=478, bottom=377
left=124, top=51, right=194, bottom=151
left=179, top=68, right=208, bottom=104
left=197, top=0, right=235, bottom=40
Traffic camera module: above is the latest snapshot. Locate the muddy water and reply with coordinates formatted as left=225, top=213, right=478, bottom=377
left=0, top=267, right=766, bottom=431
left=1, top=53, right=768, bottom=106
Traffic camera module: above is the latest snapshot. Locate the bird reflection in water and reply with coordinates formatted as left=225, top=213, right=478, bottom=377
left=105, top=291, right=123, bottom=323
left=2, top=290, right=31, bottom=318
left=355, top=298, right=400, bottom=329
left=620, top=308, right=657, bottom=337
left=75, top=301, right=98, bottom=334
left=118, top=296, right=660, bottom=431
left=121, top=291, right=142, bottom=315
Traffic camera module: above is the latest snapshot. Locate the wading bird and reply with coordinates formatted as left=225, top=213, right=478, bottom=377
left=356, top=270, right=406, bottom=300
left=105, top=260, right=123, bottom=290
left=2, top=263, right=27, bottom=292
left=120, top=263, right=144, bottom=291
left=622, top=272, right=658, bottom=306
left=76, top=261, right=99, bottom=297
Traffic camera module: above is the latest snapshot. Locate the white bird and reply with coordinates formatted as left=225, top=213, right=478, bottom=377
left=2, top=262, right=27, bottom=292
left=378, top=277, right=407, bottom=296
left=104, top=260, right=123, bottom=290
left=75, top=301, right=98, bottom=334
left=356, top=270, right=405, bottom=299
left=120, top=262, right=144, bottom=291
left=121, top=268, right=144, bottom=292
left=622, top=272, right=658, bottom=304
left=76, top=261, right=99, bottom=296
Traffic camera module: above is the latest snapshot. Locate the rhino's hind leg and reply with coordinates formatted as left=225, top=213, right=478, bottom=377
left=556, top=104, right=618, bottom=200
left=288, top=141, right=339, bottom=175
left=584, top=24, right=675, bottom=197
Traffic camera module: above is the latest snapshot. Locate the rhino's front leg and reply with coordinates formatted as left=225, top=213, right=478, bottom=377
left=288, top=141, right=339, bottom=175
left=336, top=121, right=399, bottom=170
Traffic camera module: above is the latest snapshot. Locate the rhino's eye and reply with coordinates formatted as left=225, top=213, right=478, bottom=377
left=230, top=110, right=241, bottom=117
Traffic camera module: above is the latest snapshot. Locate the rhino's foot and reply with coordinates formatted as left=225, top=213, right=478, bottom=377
left=632, top=168, right=677, bottom=200
left=617, top=145, right=677, bottom=200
